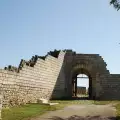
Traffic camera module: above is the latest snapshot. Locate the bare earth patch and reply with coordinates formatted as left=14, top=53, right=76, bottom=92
left=30, top=104, right=116, bottom=120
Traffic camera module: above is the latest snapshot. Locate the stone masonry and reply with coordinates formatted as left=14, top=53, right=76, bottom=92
left=0, top=49, right=120, bottom=108
left=0, top=50, right=65, bottom=107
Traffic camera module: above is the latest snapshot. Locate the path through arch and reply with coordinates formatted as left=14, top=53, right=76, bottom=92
left=30, top=102, right=116, bottom=120
left=71, top=68, right=93, bottom=100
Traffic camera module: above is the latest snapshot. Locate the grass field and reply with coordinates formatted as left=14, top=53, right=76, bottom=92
left=115, top=102, right=120, bottom=120
left=2, top=103, right=59, bottom=120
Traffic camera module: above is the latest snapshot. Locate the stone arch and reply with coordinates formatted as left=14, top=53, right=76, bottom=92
left=70, top=63, right=97, bottom=99
left=71, top=62, right=96, bottom=79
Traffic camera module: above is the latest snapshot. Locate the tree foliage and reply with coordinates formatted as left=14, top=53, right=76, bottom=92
left=110, top=0, right=120, bottom=10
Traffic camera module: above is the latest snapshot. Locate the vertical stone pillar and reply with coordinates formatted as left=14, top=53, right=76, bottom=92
left=73, top=79, right=76, bottom=96
left=75, top=76, right=77, bottom=97
left=71, top=80, right=73, bottom=97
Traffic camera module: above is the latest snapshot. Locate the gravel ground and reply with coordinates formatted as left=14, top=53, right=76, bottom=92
left=30, top=104, right=117, bottom=120
left=49, top=115, right=116, bottom=120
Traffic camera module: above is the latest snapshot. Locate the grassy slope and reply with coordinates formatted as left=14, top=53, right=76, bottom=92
left=2, top=103, right=58, bottom=120
left=115, top=102, right=120, bottom=120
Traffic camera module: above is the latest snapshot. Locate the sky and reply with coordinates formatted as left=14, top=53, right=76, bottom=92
left=77, top=74, right=89, bottom=89
left=0, top=0, right=120, bottom=87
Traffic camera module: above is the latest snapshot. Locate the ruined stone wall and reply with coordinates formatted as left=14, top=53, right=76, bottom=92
left=93, top=55, right=120, bottom=100
left=62, top=50, right=110, bottom=99
left=0, top=51, right=66, bottom=106
left=51, top=60, right=66, bottom=99
left=99, top=74, right=120, bottom=100
left=1, top=49, right=120, bottom=105
left=60, top=50, right=120, bottom=100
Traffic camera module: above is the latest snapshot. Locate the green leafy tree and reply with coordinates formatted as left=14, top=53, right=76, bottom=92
left=110, top=0, right=120, bottom=10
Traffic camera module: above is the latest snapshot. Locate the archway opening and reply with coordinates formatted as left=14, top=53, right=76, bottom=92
left=72, top=68, right=92, bottom=99
left=77, top=74, right=89, bottom=98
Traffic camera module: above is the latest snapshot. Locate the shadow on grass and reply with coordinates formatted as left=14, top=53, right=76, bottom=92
left=49, top=115, right=120, bottom=120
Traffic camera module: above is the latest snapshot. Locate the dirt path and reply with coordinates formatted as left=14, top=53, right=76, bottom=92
left=30, top=104, right=117, bottom=120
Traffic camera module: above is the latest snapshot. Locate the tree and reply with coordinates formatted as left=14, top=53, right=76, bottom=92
left=110, top=0, right=120, bottom=10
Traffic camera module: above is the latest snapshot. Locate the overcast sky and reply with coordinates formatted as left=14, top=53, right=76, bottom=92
left=0, top=0, right=120, bottom=87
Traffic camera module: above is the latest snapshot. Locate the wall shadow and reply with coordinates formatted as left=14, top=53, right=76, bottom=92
left=48, top=115, right=119, bottom=120
left=50, top=53, right=67, bottom=100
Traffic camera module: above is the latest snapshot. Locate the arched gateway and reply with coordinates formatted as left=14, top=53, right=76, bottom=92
left=1, top=49, right=120, bottom=106
left=51, top=49, right=120, bottom=100
left=71, top=67, right=92, bottom=99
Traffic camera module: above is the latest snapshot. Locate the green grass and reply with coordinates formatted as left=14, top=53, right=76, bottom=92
left=50, top=100, right=94, bottom=105
left=114, top=102, right=120, bottom=120
left=93, top=100, right=119, bottom=105
left=2, top=103, right=59, bottom=120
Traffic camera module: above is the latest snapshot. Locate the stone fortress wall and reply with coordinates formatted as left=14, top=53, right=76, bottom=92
left=0, top=50, right=66, bottom=107
left=62, top=50, right=120, bottom=100
left=0, top=49, right=120, bottom=111
left=99, top=73, right=120, bottom=100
